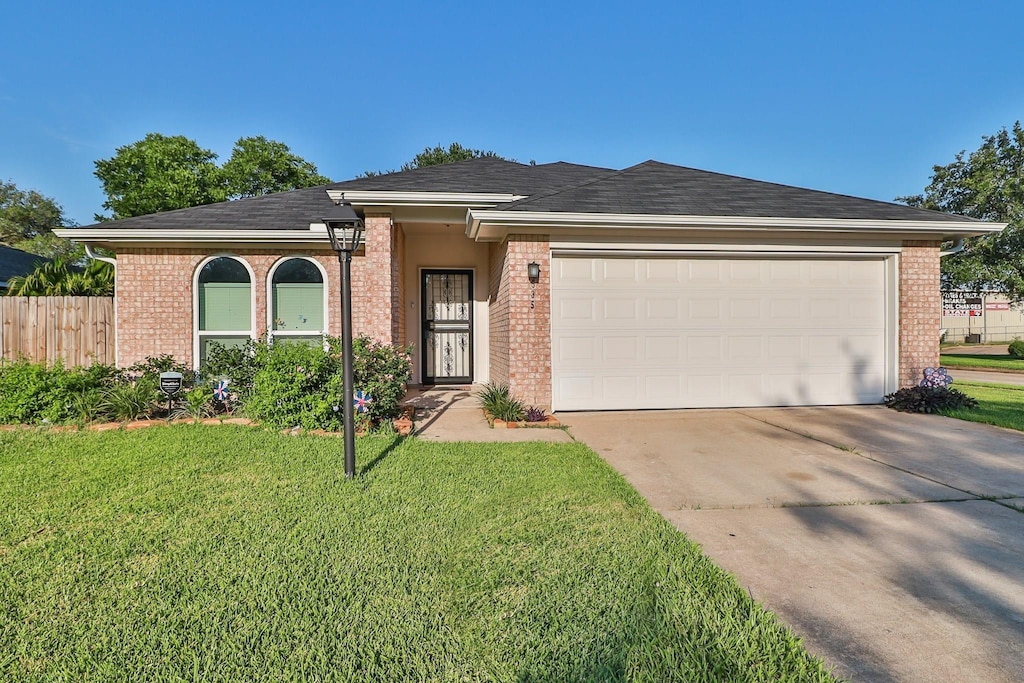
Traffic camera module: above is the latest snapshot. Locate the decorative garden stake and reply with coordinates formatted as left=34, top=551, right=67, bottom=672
left=920, top=367, right=953, bottom=388
left=354, top=390, right=372, bottom=414
left=213, top=379, right=230, bottom=402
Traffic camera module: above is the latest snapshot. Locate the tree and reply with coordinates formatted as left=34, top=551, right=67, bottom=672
left=5, top=258, right=114, bottom=296
left=221, top=136, right=331, bottom=199
left=899, top=122, right=1024, bottom=301
left=94, top=134, right=225, bottom=220
left=401, top=142, right=504, bottom=171
left=0, top=180, right=83, bottom=261
left=361, top=142, right=508, bottom=177
left=94, top=133, right=330, bottom=220
left=0, top=181, right=72, bottom=244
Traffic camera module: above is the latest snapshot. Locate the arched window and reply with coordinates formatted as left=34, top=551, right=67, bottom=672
left=195, top=256, right=254, bottom=365
left=269, top=257, right=326, bottom=345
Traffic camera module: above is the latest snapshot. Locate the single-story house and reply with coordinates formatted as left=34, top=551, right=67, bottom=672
left=56, top=158, right=1003, bottom=411
left=0, top=245, right=50, bottom=290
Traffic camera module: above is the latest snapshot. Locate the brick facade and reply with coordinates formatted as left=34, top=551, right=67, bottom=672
left=486, top=235, right=551, bottom=407
left=487, top=241, right=510, bottom=387
left=898, top=240, right=942, bottom=387
left=114, top=222, right=402, bottom=368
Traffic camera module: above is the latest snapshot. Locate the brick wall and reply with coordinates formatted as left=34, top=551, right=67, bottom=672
left=394, top=224, right=406, bottom=346
left=488, top=242, right=510, bottom=386
left=115, top=236, right=400, bottom=368
left=899, top=241, right=941, bottom=387
left=506, top=236, right=551, bottom=407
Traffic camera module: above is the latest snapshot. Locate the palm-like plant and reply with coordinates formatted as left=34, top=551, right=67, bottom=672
left=5, top=258, right=114, bottom=296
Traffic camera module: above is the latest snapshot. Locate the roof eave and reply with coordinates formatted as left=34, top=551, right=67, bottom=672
left=466, top=210, right=1005, bottom=242
left=53, top=226, right=336, bottom=248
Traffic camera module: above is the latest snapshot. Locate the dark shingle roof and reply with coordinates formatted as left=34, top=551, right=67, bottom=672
left=71, top=156, right=975, bottom=231
left=0, top=245, right=49, bottom=283
left=76, top=158, right=614, bottom=231
left=496, top=160, right=977, bottom=222
left=330, top=158, right=614, bottom=194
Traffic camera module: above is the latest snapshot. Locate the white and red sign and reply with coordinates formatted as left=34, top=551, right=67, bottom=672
left=942, top=292, right=983, bottom=317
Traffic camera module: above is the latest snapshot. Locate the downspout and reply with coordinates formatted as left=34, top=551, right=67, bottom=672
left=940, top=238, right=965, bottom=257
left=83, top=243, right=119, bottom=367
left=84, top=243, right=117, bottom=266
left=938, top=238, right=966, bottom=344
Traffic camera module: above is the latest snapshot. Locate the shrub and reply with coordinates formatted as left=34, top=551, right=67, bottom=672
left=1009, top=338, right=1024, bottom=358
left=0, top=359, right=118, bottom=424
left=232, top=335, right=411, bottom=431
left=525, top=406, right=547, bottom=422
left=476, top=382, right=526, bottom=422
left=127, top=354, right=194, bottom=389
left=202, top=340, right=259, bottom=398
left=99, top=376, right=160, bottom=422
left=884, top=386, right=978, bottom=414
left=349, top=337, right=412, bottom=427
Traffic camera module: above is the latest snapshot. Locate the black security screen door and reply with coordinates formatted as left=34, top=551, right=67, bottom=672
left=421, top=270, right=473, bottom=384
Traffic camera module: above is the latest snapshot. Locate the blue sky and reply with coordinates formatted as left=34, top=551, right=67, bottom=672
left=2, top=1, right=1022, bottom=225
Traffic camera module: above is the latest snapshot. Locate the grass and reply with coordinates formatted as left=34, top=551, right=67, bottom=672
left=943, top=380, right=1024, bottom=431
left=940, top=353, right=1024, bottom=371
left=0, top=427, right=836, bottom=682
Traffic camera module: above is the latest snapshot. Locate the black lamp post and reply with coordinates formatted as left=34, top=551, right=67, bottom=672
left=321, top=200, right=365, bottom=478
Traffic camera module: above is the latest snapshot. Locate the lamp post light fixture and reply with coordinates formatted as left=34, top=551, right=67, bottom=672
left=321, top=200, right=365, bottom=478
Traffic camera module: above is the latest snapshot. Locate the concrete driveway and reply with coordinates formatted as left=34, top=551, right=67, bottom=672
left=563, top=407, right=1024, bottom=683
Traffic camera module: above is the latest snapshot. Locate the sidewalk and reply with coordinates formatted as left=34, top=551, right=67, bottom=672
left=402, top=387, right=573, bottom=443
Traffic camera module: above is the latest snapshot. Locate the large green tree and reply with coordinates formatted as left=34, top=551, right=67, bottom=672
left=94, top=133, right=330, bottom=220
left=361, top=142, right=508, bottom=177
left=221, top=136, right=331, bottom=199
left=0, top=181, right=73, bottom=244
left=899, top=122, right=1024, bottom=301
left=0, top=180, right=82, bottom=261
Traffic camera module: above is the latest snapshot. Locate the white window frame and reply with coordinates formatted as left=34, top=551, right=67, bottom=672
left=266, top=256, right=329, bottom=344
left=193, top=254, right=257, bottom=368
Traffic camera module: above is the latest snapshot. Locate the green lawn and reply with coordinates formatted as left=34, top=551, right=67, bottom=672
left=941, top=353, right=1024, bottom=371
left=0, top=427, right=835, bottom=682
left=944, top=381, right=1024, bottom=431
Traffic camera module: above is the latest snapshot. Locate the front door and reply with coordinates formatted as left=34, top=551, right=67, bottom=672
left=422, top=270, right=473, bottom=384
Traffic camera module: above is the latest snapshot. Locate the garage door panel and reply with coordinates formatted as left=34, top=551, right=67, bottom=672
left=552, top=256, right=890, bottom=410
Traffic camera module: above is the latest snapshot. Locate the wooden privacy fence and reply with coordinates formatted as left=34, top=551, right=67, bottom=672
left=1, top=297, right=115, bottom=366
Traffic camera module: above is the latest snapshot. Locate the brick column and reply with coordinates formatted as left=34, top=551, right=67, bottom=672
left=899, top=241, right=941, bottom=387
left=351, top=213, right=401, bottom=344
left=504, top=235, right=551, bottom=408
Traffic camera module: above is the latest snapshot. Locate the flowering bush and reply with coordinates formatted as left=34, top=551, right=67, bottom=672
left=203, top=335, right=411, bottom=431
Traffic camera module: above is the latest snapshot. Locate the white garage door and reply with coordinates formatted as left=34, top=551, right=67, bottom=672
left=551, top=255, right=890, bottom=411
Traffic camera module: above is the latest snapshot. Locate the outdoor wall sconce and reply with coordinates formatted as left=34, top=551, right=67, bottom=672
left=527, top=261, right=541, bottom=283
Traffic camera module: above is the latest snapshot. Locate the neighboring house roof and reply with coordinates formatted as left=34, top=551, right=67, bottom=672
left=0, top=245, right=49, bottom=287
left=59, top=156, right=988, bottom=238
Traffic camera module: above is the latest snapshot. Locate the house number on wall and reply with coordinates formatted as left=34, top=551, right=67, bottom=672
left=530, top=282, right=536, bottom=309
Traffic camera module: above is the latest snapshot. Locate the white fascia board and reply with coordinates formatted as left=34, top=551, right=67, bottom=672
left=53, top=228, right=334, bottom=246
left=327, top=190, right=525, bottom=208
left=466, top=210, right=1006, bottom=241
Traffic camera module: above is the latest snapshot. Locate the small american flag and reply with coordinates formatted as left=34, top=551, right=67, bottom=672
left=353, top=390, right=372, bottom=413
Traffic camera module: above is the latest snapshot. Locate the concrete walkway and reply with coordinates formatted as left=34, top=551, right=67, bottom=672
left=562, top=407, right=1024, bottom=682
left=403, top=387, right=572, bottom=442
